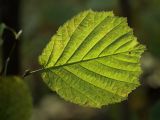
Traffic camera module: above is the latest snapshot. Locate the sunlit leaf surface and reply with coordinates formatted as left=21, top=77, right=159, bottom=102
left=39, top=10, right=145, bottom=108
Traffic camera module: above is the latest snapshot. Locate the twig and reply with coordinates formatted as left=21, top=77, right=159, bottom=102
left=0, top=23, right=22, bottom=76
left=23, top=68, right=44, bottom=78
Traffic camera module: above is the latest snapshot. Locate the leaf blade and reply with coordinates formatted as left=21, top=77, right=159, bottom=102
left=39, top=10, right=145, bottom=108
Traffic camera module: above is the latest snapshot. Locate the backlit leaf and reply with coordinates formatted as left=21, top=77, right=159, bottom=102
left=39, top=10, right=145, bottom=108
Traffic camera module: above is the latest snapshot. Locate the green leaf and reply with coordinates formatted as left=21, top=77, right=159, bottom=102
left=0, top=76, right=32, bottom=120
left=39, top=10, right=145, bottom=108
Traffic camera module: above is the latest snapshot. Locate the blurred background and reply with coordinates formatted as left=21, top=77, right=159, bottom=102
left=0, top=0, right=160, bottom=120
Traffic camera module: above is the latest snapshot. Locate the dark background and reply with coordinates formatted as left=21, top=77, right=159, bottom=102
left=0, top=0, right=160, bottom=120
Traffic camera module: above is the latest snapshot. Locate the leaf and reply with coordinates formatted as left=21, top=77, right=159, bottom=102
left=0, top=76, right=32, bottom=120
left=39, top=10, right=145, bottom=108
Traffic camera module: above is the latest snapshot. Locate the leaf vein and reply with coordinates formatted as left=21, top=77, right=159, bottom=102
left=82, top=19, right=126, bottom=60
left=66, top=15, right=110, bottom=63
left=79, top=64, right=139, bottom=85
left=54, top=12, right=90, bottom=66
left=49, top=70, right=99, bottom=105
left=96, top=60, right=140, bottom=72
left=63, top=67, right=125, bottom=98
